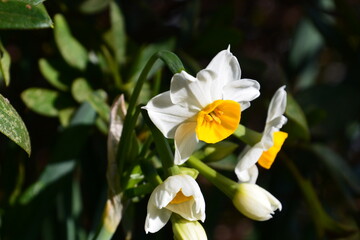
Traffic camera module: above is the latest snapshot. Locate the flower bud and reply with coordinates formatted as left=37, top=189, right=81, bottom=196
left=171, top=214, right=208, bottom=240
left=232, top=183, right=282, bottom=221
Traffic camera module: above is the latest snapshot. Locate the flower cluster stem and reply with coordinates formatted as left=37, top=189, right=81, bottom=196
left=187, top=156, right=237, bottom=199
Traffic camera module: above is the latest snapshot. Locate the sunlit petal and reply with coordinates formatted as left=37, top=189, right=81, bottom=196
left=170, top=70, right=215, bottom=109
left=144, top=91, right=197, bottom=138
left=222, top=78, right=260, bottom=110
left=174, top=122, right=199, bottom=165
left=206, top=47, right=241, bottom=87
left=145, top=203, right=172, bottom=233
left=266, top=86, right=287, bottom=123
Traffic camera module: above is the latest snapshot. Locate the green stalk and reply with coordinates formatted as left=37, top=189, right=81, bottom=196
left=187, top=156, right=237, bottom=198
left=116, top=50, right=184, bottom=185
left=233, top=124, right=262, bottom=146
left=141, top=109, right=180, bottom=176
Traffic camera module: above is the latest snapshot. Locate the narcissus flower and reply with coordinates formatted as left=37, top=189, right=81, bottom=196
left=145, top=175, right=206, bottom=234
left=232, top=183, right=282, bottom=221
left=144, top=47, right=260, bottom=164
left=235, top=86, right=288, bottom=183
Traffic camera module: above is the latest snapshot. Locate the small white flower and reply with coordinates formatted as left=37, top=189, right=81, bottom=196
left=235, top=86, right=288, bottom=183
left=232, top=183, right=282, bottom=221
left=145, top=175, right=206, bottom=234
left=144, top=47, right=260, bottom=165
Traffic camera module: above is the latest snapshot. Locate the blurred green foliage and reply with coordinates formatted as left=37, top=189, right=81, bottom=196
left=1, top=0, right=360, bottom=239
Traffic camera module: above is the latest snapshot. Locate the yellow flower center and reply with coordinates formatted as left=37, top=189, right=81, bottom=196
left=196, top=100, right=241, bottom=143
left=258, top=131, right=288, bottom=169
left=169, top=190, right=193, bottom=204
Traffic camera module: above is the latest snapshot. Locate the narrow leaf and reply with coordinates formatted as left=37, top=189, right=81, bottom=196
left=157, top=50, right=185, bottom=74
left=0, top=2, right=53, bottom=29
left=0, top=40, right=11, bottom=86
left=311, top=144, right=360, bottom=194
left=109, top=1, right=126, bottom=65
left=0, top=94, right=31, bottom=155
left=54, top=14, right=88, bottom=70
left=284, top=93, right=310, bottom=141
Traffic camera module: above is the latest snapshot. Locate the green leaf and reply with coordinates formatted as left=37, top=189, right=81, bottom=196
left=127, top=39, right=176, bottom=85
left=79, top=0, right=111, bottom=14
left=109, top=1, right=126, bottom=65
left=311, top=144, right=360, bottom=194
left=0, top=2, right=53, bottom=29
left=284, top=93, right=310, bottom=141
left=0, top=40, right=11, bottom=86
left=38, top=58, right=72, bottom=91
left=19, top=160, right=76, bottom=204
left=54, top=14, right=88, bottom=71
left=288, top=19, right=323, bottom=90
left=71, top=78, right=110, bottom=121
left=0, top=94, right=31, bottom=156
left=157, top=50, right=185, bottom=74
left=71, top=77, right=93, bottom=102
left=8, top=0, right=46, bottom=4
left=21, top=88, right=73, bottom=117
left=59, top=107, right=76, bottom=127
left=88, top=90, right=110, bottom=122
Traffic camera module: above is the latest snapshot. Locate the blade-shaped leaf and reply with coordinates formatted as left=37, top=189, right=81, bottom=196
left=21, top=88, right=73, bottom=117
left=284, top=93, right=310, bottom=141
left=54, top=14, right=88, bottom=70
left=0, top=2, right=53, bottom=29
left=0, top=94, right=31, bottom=155
left=0, top=40, right=11, bottom=86
left=109, top=1, right=126, bottom=65
left=311, top=144, right=360, bottom=194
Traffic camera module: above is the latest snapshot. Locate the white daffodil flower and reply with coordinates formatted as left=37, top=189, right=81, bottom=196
left=144, top=47, right=260, bottom=165
left=235, top=86, right=288, bottom=183
left=145, top=174, right=206, bottom=234
left=232, top=183, right=282, bottom=221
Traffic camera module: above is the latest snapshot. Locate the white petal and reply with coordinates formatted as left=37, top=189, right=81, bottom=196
left=222, top=78, right=260, bottom=109
left=206, top=48, right=241, bottom=86
left=248, top=165, right=259, bottom=184
left=180, top=175, right=206, bottom=222
left=262, top=115, right=288, bottom=149
left=262, top=189, right=282, bottom=211
left=144, top=91, right=197, bottom=138
left=145, top=204, right=172, bottom=233
left=170, top=70, right=215, bottom=109
left=266, top=86, right=287, bottom=123
left=166, top=199, right=198, bottom=221
left=235, top=143, right=263, bottom=182
left=174, top=122, right=199, bottom=165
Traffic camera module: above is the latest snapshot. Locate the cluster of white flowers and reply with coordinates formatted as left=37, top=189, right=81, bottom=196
left=143, top=47, right=288, bottom=236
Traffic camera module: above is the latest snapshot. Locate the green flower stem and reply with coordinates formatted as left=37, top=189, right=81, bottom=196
left=233, top=124, right=262, bottom=146
left=124, top=182, right=155, bottom=198
left=141, top=109, right=181, bottom=176
left=187, top=156, right=237, bottom=199
left=141, top=157, right=163, bottom=187
left=117, top=105, right=141, bottom=177
left=116, top=51, right=184, bottom=182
